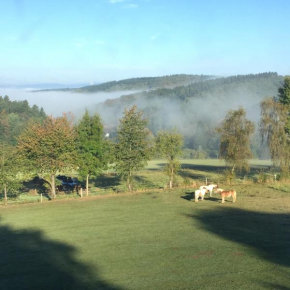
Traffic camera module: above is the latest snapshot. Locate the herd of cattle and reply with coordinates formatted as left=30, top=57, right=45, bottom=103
left=195, top=184, right=237, bottom=204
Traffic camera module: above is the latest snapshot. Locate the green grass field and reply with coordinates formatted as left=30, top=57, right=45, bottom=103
left=1, top=174, right=290, bottom=289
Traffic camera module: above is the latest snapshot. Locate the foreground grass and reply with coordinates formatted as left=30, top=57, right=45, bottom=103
left=1, top=184, right=289, bottom=290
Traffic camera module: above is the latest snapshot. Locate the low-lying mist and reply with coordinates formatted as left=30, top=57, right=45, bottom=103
left=1, top=89, right=141, bottom=119
left=96, top=86, right=270, bottom=133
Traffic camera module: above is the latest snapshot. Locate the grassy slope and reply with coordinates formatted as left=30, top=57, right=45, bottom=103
left=1, top=182, right=289, bottom=289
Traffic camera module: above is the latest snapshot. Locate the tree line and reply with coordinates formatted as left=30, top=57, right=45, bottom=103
left=1, top=76, right=290, bottom=200
left=97, top=72, right=284, bottom=159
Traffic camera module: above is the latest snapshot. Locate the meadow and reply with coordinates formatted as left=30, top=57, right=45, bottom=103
left=0, top=159, right=290, bottom=289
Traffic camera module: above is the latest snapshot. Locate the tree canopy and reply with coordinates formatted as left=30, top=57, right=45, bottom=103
left=114, top=106, right=152, bottom=191
left=76, top=110, right=108, bottom=195
left=260, top=76, right=290, bottom=175
left=217, top=107, right=255, bottom=172
left=0, top=95, right=46, bottom=145
left=17, top=113, right=77, bottom=198
left=155, top=129, right=184, bottom=188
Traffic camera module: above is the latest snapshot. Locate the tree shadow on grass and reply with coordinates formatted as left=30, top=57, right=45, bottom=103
left=0, top=218, right=123, bottom=290
left=91, top=174, right=122, bottom=189
left=177, top=169, right=206, bottom=180
left=133, top=175, right=164, bottom=189
left=180, top=163, right=226, bottom=173
left=187, top=207, right=290, bottom=289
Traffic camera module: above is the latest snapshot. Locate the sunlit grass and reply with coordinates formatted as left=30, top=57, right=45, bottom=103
left=1, top=182, right=290, bottom=289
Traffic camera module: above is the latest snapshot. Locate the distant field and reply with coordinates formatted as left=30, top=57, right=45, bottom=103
left=146, top=159, right=272, bottom=170
left=0, top=181, right=289, bottom=289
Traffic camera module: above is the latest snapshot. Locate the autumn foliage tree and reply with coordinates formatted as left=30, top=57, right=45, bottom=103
left=17, top=114, right=77, bottom=198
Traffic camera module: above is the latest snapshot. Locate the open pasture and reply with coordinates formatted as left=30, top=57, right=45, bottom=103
left=1, top=177, right=289, bottom=289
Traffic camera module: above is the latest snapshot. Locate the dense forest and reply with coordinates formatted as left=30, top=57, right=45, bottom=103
left=75, top=74, right=214, bottom=92
left=95, top=72, right=283, bottom=159
left=0, top=96, right=46, bottom=145
left=37, top=74, right=214, bottom=93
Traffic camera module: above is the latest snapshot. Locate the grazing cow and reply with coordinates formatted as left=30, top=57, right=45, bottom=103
left=195, top=188, right=208, bottom=202
left=199, top=184, right=217, bottom=197
left=215, top=189, right=237, bottom=204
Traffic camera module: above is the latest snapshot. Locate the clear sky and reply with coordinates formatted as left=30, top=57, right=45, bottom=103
left=1, top=0, right=289, bottom=85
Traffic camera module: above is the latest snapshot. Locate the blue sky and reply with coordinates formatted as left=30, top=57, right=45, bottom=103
left=1, top=0, right=289, bottom=85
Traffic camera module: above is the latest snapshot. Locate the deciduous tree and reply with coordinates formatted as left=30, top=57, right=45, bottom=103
left=17, top=114, right=77, bottom=198
left=115, top=106, right=151, bottom=191
left=260, top=76, right=290, bottom=175
left=76, top=110, right=107, bottom=195
left=216, top=107, right=255, bottom=173
left=155, top=129, right=184, bottom=189
left=0, top=144, right=22, bottom=204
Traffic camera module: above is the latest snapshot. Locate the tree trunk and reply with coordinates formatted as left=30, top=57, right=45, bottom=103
left=86, top=174, right=89, bottom=196
left=170, top=168, right=174, bottom=189
left=231, top=164, right=236, bottom=173
left=4, top=184, right=7, bottom=205
left=128, top=171, right=132, bottom=192
left=51, top=174, right=56, bottom=199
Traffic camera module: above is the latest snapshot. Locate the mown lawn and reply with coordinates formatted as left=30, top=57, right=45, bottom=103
left=0, top=182, right=289, bottom=290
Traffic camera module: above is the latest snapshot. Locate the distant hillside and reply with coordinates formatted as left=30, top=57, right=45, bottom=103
left=95, top=72, right=283, bottom=158
left=0, top=95, right=46, bottom=145
left=74, top=74, right=214, bottom=93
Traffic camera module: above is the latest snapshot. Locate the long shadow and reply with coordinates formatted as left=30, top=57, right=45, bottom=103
left=178, top=170, right=206, bottom=180
left=187, top=207, right=290, bottom=288
left=180, top=163, right=226, bottom=173
left=181, top=191, right=220, bottom=202
left=133, top=175, right=158, bottom=189
left=0, top=219, right=123, bottom=290
left=91, top=174, right=122, bottom=189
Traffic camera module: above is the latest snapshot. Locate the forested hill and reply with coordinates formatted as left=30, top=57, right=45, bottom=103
left=0, top=96, right=46, bottom=145
left=74, top=74, right=214, bottom=93
left=102, top=72, right=282, bottom=105
left=96, top=72, right=283, bottom=158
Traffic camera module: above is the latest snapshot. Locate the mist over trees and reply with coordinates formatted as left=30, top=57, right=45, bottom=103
left=2, top=72, right=290, bottom=198
left=96, top=72, right=283, bottom=159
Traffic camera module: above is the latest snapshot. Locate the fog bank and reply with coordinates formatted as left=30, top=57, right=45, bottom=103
left=0, top=89, right=141, bottom=119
